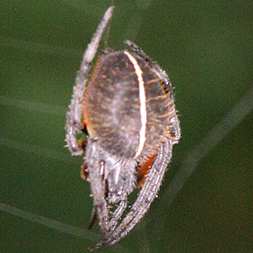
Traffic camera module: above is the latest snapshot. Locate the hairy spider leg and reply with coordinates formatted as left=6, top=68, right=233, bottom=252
left=86, top=142, right=110, bottom=235
left=106, top=157, right=148, bottom=233
left=125, top=40, right=174, bottom=98
left=124, top=40, right=152, bottom=63
left=97, top=140, right=173, bottom=247
left=108, top=196, right=128, bottom=231
left=101, top=154, right=158, bottom=233
left=65, top=6, right=114, bottom=156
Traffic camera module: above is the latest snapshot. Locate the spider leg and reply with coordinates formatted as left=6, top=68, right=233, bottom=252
left=108, top=195, right=128, bottom=231
left=65, top=6, right=114, bottom=156
left=124, top=40, right=150, bottom=60
left=125, top=40, right=174, bottom=95
left=88, top=198, right=128, bottom=252
left=88, top=158, right=110, bottom=236
left=99, top=140, right=173, bottom=246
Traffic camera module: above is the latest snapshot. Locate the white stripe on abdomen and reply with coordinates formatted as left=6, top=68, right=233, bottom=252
left=124, top=51, right=147, bottom=158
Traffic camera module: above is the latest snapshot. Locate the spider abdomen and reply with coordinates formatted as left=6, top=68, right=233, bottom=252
left=83, top=50, right=175, bottom=160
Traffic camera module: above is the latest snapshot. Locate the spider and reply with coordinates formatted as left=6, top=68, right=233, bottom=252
left=65, top=6, right=180, bottom=249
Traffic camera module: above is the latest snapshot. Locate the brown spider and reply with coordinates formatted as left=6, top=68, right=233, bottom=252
left=65, top=6, right=180, bottom=249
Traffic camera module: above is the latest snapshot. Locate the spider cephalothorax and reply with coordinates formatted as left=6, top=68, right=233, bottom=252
left=65, top=6, right=180, bottom=249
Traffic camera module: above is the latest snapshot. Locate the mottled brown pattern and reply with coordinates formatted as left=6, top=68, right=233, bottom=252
left=132, top=52, right=175, bottom=161
left=84, top=52, right=141, bottom=158
left=83, top=50, right=176, bottom=162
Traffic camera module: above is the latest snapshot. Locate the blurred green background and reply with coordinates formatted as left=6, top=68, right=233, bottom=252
left=1, top=1, right=253, bottom=252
